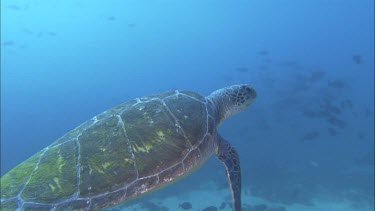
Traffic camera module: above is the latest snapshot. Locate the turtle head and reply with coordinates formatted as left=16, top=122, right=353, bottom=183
left=207, top=84, right=256, bottom=125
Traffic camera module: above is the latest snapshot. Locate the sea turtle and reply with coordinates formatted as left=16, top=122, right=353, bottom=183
left=1, top=84, right=256, bottom=211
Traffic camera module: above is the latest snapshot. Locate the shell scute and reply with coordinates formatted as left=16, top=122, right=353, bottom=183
left=164, top=94, right=207, bottom=146
left=21, top=141, right=77, bottom=203
left=22, top=203, right=52, bottom=210
left=0, top=199, right=17, bottom=210
left=179, top=91, right=206, bottom=102
left=0, top=151, right=42, bottom=199
left=78, top=116, right=137, bottom=198
left=121, top=99, right=189, bottom=178
left=96, top=99, right=138, bottom=120
left=198, top=134, right=215, bottom=159
left=49, top=117, right=97, bottom=148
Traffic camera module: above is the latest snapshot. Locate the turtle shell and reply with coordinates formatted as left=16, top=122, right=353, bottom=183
left=0, top=90, right=217, bottom=210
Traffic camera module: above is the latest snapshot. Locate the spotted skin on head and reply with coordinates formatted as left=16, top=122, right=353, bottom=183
left=208, top=84, right=256, bottom=124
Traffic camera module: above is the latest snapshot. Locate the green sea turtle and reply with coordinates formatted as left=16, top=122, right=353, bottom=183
left=1, top=84, right=256, bottom=211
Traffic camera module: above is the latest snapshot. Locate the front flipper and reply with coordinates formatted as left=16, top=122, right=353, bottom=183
left=215, top=135, right=241, bottom=211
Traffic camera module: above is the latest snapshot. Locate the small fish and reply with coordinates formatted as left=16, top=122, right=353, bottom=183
left=340, top=99, right=353, bottom=109
left=128, top=23, right=137, bottom=27
left=302, top=110, right=323, bottom=118
left=22, top=28, right=34, bottom=34
left=250, top=204, right=267, bottom=210
left=221, top=74, right=234, bottom=82
left=257, top=50, right=269, bottom=55
left=140, top=201, right=161, bottom=210
left=202, top=206, right=218, bottom=211
left=36, top=32, right=43, bottom=38
left=262, top=58, right=272, bottom=63
left=352, top=55, right=363, bottom=64
left=6, top=4, right=21, bottom=10
left=48, top=32, right=57, bottom=36
left=178, top=202, right=192, bottom=210
left=326, top=117, right=346, bottom=128
left=328, top=80, right=347, bottom=89
left=270, top=206, right=286, bottom=211
left=355, top=153, right=374, bottom=166
left=219, top=202, right=226, bottom=210
left=107, top=16, right=116, bottom=21
left=278, top=60, right=301, bottom=69
left=364, top=109, right=373, bottom=118
left=300, top=131, right=320, bottom=142
left=235, top=66, right=249, bottom=73
left=327, top=127, right=337, bottom=136
left=1, top=41, right=15, bottom=46
left=358, top=132, right=365, bottom=140
left=324, top=104, right=341, bottom=115
left=19, top=44, right=28, bottom=49
left=309, top=71, right=325, bottom=82
left=161, top=206, right=169, bottom=211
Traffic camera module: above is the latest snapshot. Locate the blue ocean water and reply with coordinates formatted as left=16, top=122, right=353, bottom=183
left=1, top=0, right=374, bottom=210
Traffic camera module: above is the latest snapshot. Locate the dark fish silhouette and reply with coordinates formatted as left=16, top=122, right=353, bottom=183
left=326, top=117, right=346, bottom=128
left=328, top=80, right=347, bottom=89
left=22, top=28, right=34, bottom=34
left=179, top=202, right=192, bottom=210
left=36, top=32, right=43, bottom=38
left=300, top=131, right=320, bottom=142
left=323, top=103, right=341, bottom=115
left=128, top=23, right=137, bottom=27
left=257, top=50, right=269, bottom=55
left=309, top=71, right=325, bottom=82
left=140, top=201, right=167, bottom=211
left=252, top=204, right=267, bottom=210
left=352, top=55, right=363, bottom=64
left=355, top=153, right=374, bottom=166
left=328, top=127, right=337, bottom=136
left=357, top=132, right=365, bottom=140
left=202, top=206, right=218, bottom=211
left=221, top=74, right=234, bottom=82
left=108, top=16, right=116, bottom=21
left=235, top=66, right=249, bottom=73
left=1, top=41, right=15, bottom=46
left=364, top=109, right=373, bottom=117
left=340, top=99, right=353, bottom=109
left=48, top=32, right=57, bottom=36
left=219, top=202, right=226, bottom=210
left=302, top=110, right=324, bottom=118
left=262, top=58, right=273, bottom=63
left=6, top=5, right=21, bottom=10
left=278, top=60, right=302, bottom=69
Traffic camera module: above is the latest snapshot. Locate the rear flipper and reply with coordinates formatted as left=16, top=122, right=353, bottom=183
left=215, top=135, right=241, bottom=211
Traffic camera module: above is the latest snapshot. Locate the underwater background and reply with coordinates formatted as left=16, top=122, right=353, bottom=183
left=1, top=0, right=374, bottom=210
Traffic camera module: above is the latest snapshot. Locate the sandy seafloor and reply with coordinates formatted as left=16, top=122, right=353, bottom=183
left=107, top=182, right=374, bottom=211
left=105, top=163, right=374, bottom=211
